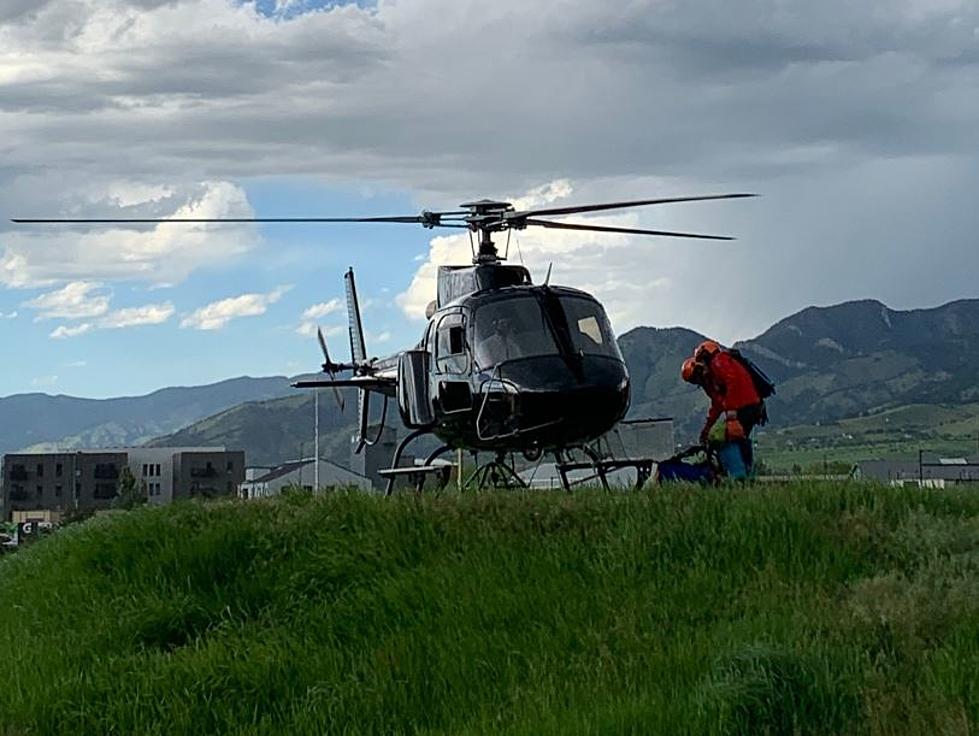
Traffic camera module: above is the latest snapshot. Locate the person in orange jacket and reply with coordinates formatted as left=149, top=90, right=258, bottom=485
left=681, top=340, right=767, bottom=473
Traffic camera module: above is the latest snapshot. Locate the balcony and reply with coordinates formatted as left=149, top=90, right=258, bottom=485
left=8, top=467, right=29, bottom=481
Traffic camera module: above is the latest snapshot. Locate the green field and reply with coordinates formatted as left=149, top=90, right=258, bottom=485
left=755, top=403, right=979, bottom=472
left=2, top=485, right=978, bottom=735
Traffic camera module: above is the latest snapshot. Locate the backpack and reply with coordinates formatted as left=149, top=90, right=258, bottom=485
left=727, top=348, right=776, bottom=399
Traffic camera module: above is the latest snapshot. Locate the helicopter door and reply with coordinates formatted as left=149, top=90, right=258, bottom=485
left=434, top=313, right=472, bottom=413
left=398, top=349, right=434, bottom=427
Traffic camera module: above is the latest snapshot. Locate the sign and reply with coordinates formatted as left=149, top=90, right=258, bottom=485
left=16, top=521, right=54, bottom=544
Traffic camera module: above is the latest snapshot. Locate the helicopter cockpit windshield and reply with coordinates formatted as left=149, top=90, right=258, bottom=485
left=474, top=297, right=553, bottom=369
left=473, top=293, right=621, bottom=370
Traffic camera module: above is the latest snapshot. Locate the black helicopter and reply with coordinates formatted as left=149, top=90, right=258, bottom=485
left=14, top=192, right=753, bottom=490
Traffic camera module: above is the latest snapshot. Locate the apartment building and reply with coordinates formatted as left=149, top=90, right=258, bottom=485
left=1, top=447, right=245, bottom=520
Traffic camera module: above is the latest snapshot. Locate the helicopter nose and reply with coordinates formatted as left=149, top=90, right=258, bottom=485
left=479, top=356, right=630, bottom=444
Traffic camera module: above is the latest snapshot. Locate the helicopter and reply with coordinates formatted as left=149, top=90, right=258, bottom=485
left=14, top=192, right=754, bottom=491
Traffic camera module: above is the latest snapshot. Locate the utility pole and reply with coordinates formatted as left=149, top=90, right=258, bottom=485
left=457, top=447, right=463, bottom=491
left=314, top=390, right=320, bottom=492
left=299, top=441, right=307, bottom=488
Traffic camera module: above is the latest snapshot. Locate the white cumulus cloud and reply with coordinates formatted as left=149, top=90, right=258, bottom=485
left=4, top=181, right=259, bottom=289
left=50, top=323, right=93, bottom=339
left=301, top=298, right=343, bottom=321
left=99, top=302, right=175, bottom=329
left=296, top=297, right=344, bottom=337
left=47, top=300, right=175, bottom=337
left=182, top=285, right=291, bottom=330
left=295, top=321, right=344, bottom=338
left=26, top=281, right=110, bottom=320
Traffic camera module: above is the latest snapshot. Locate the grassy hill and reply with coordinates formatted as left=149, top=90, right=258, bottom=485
left=1, top=485, right=978, bottom=734
left=755, top=402, right=979, bottom=471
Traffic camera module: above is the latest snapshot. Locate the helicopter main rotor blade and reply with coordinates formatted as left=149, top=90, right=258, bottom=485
left=508, top=193, right=756, bottom=220
left=522, top=218, right=734, bottom=241
left=12, top=216, right=428, bottom=224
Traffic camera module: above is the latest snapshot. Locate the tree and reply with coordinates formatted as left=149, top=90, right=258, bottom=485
left=114, top=467, right=147, bottom=510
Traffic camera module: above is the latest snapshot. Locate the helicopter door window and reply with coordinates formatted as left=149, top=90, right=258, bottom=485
left=577, top=316, right=603, bottom=345
left=436, top=314, right=468, bottom=374
left=559, top=296, right=623, bottom=359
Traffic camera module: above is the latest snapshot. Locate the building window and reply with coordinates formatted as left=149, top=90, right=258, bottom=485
left=227, top=460, right=234, bottom=472
left=142, top=464, right=148, bottom=477
left=94, top=483, right=117, bottom=499
left=10, top=464, right=28, bottom=481
left=36, top=485, right=43, bottom=498
left=155, top=464, right=161, bottom=476
left=55, top=484, right=62, bottom=497
left=94, top=463, right=119, bottom=480
left=56, top=463, right=63, bottom=477
left=37, top=464, right=44, bottom=477
left=9, top=484, right=27, bottom=501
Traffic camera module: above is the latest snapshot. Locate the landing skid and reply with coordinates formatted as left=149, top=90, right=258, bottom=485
left=553, top=447, right=655, bottom=492
left=464, top=451, right=527, bottom=490
left=380, top=429, right=454, bottom=496
left=378, top=432, right=654, bottom=495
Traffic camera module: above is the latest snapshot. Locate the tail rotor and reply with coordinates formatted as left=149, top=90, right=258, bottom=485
left=316, top=326, right=345, bottom=412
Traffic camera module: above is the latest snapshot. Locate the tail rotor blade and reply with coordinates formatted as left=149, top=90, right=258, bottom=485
left=315, top=326, right=345, bottom=412
left=316, top=326, right=331, bottom=365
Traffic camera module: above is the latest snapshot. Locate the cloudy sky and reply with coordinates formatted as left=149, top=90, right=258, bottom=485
left=2, top=0, right=978, bottom=397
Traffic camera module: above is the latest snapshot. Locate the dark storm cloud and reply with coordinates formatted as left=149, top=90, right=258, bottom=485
left=3, top=0, right=975, bottom=194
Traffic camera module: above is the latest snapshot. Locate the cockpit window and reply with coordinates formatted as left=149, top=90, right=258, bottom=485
left=558, top=296, right=621, bottom=359
left=473, top=297, right=558, bottom=369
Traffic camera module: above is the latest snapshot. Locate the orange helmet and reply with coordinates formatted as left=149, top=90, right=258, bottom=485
left=681, top=357, right=704, bottom=384
left=694, top=339, right=722, bottom=363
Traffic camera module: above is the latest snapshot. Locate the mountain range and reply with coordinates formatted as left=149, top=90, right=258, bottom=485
left=3, top=297, right=978, bottom=464
left=623, top=297, right=979, bottom=434
left=0, top=377, right=295, bottom=455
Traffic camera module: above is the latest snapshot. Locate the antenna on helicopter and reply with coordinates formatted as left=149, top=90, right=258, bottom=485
left=14, top=193, right=757, bottom=265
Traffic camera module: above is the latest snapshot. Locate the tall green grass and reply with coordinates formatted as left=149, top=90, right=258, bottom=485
left=1, top=483, right=978, bottom=735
